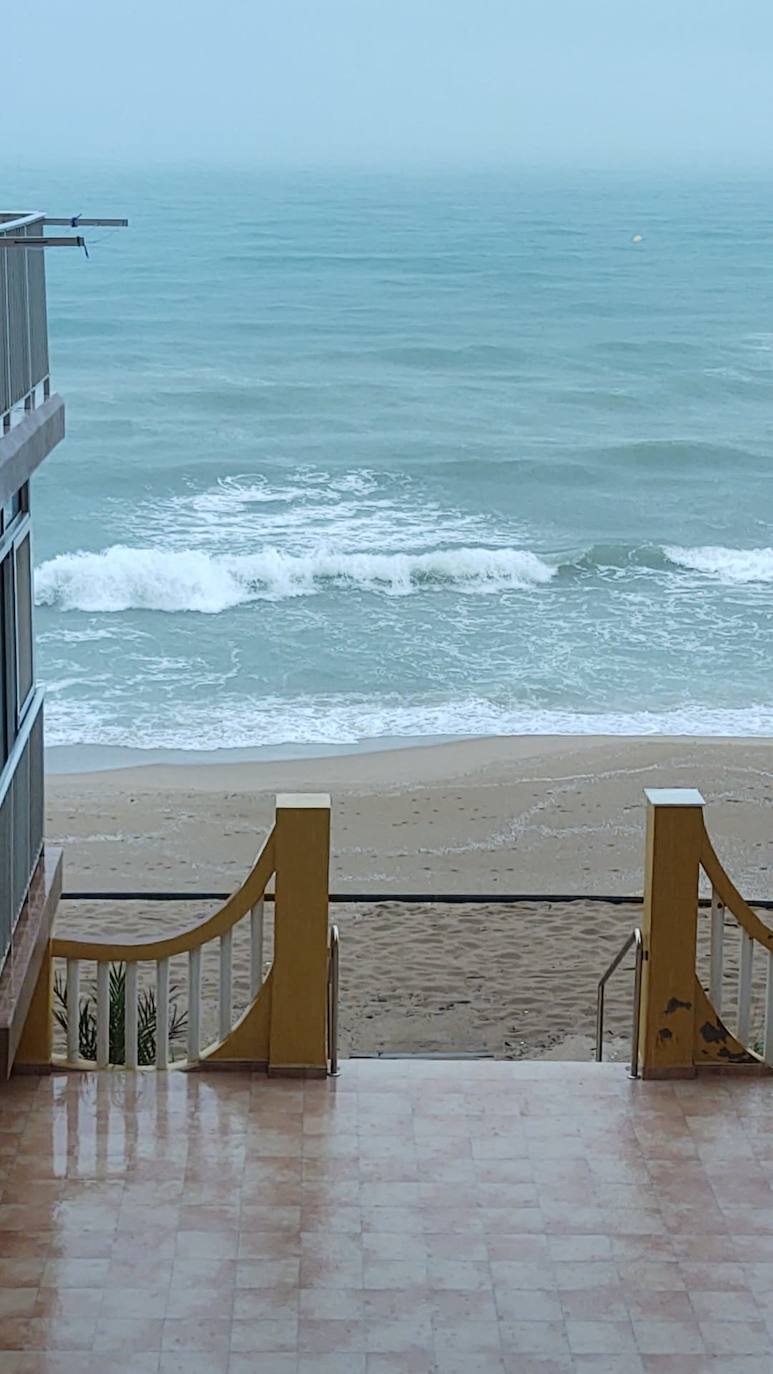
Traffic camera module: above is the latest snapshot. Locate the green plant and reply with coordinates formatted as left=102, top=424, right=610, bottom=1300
left=53, top=963, right=187, bottom=1066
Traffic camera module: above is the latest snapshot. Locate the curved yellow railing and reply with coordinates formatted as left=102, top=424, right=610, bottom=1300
left=52, top=832, right=275, bottom=962
left=51, top=830, right=276, bottom=1070
left=15, top=793, right=332, bottom=1077
left=696, top=817, right=773, bottom=1067
left=700, top=826, right=773, bottom=952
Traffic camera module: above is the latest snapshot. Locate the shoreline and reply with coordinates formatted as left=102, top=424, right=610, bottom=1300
left=47, top=733, right=773, bottom=894
left=48, top=733, right=773, bottom=1059
left=46, top=725, right=773, bottom=777
left=44, top=732, right=470, bottom=777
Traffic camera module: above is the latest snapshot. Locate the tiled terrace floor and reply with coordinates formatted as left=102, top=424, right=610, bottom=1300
left=2, top=1061, right=773, bottom=1372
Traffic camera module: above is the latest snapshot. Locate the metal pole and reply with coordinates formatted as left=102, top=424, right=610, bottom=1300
left=595, top=929, right=636, bottom=1064
left=44, top=217, right=129, bottom=227
left=595, top=984, right=605, bottom=1062
left=0, top=237, right=87, bottom=250
left=328, top=925, right=340, bottom=1076
left=629, top=929, right=644, bottom=1080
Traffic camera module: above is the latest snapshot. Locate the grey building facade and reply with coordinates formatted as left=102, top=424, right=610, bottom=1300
left=0, top=212, right=65, bottom=1074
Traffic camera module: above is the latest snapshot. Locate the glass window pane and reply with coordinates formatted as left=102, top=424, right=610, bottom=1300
left=0, top=555, right=9, bottom=765
left=15, top=535, right=33, bottom=710
left=2, top=493, right=20, bottom=530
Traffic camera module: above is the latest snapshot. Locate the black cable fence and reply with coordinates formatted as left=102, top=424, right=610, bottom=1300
left=60, top=890, right=773, bottom=909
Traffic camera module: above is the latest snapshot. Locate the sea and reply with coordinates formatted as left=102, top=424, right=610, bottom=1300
left=11, top=165, right=773, bottom=764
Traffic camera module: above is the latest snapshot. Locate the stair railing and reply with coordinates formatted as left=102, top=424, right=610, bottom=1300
left=595, top=927, right=643, bottom=1078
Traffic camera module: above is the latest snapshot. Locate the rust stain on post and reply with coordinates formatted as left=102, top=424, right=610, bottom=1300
left=664, top=997, right=692, bottom=1014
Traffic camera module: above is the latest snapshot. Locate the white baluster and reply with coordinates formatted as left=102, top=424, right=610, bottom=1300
left=156, top=958, right=170, bottom=1070
left=219, top=929, right=233, bottom=1041
left=96, top=962, right=110, bottom=1068
left=125, top=963, right=139, bottom=1068
left=709, top=890, right=725, bottom=1012
left=187, top=947, right=201, bottom=1062
left=250, top=900, right=264, bottom=998
left=764, top=951, right=773, bottom=1066
left=737, top=930, right=754, bottom=1045
left=66, top=959, right=80, bottom=1063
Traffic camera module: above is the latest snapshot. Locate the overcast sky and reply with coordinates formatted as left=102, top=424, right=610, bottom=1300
left=3, top=1, right=772, bottom=170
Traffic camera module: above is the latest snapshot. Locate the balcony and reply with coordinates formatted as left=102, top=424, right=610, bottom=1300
left=0, top=212, right=51, bottom=428
left=0, top=212, right=65, bottom=514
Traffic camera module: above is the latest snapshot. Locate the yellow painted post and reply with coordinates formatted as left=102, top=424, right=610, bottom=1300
left=14, top=941, right=54, bottom=1070
left=269, top=794, right=331, bottom=1076
left=639, top=789, right=704, bottom=1079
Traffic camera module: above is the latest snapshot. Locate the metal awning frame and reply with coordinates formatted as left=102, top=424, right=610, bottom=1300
left=0, top=212, right=127, bottom=248
left=0, top=237, right=87, bottom=249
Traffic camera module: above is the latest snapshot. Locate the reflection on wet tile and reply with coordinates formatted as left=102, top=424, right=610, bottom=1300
left=0, top=1062, right=772, bottom=1366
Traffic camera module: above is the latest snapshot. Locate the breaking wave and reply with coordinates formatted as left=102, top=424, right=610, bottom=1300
left=558, top=542, right=773, bottom=584
left=664, top=545, right=773, bottom=584
left=35, top=538, right=773, bottom=612
left=35, top=544, right=556, bottom=613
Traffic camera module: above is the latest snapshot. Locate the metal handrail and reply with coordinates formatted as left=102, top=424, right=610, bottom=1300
left=0, top=213, right=86, bottom=251
left=595, top=927, right=644, bottom=1079
left=327, top=924, right=340, bottom=1077
left=0, top=212, right=45, bottom=233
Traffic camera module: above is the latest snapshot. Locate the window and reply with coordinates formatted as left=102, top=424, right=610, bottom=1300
left=15, top=535, right=33, bottom=714
left=0, top=554, right=9, bottom=768
left=0, top=489, right=36, bottom=778
left=0, top=491, right=21, bottom=536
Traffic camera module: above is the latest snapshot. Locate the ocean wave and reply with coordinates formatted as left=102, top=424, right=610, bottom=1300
left=36, top=538, right=773, bottom=613
left=555, top=542, right=773, bottom=584
left=35, top=544, right=555, bottom=613
left=413, top=439, right=771, bottom=479
left=559, top=543, right=671, bottom=576
left=664, top=546, right=773, bottom=584
left=597, top=439, right=770, bottom=471
left=42, top=692, right=773, bottom=753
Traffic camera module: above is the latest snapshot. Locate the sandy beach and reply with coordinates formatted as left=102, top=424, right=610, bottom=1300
left=47, top=735, right=773, bottom=1060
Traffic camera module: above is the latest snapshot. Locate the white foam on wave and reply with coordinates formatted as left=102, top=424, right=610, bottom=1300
left=43, top=692, right=773, bottom=752
left=38, top=623, right=149, bottom=645
left=35, top=544, right=555, bottom=613
left=664, top=545, right=773, bottom=584
left=130, top=469, right=502, bottom=559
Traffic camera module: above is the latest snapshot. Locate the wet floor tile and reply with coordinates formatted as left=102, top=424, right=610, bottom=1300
left=1, top=1062, right=772, bottom=1367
